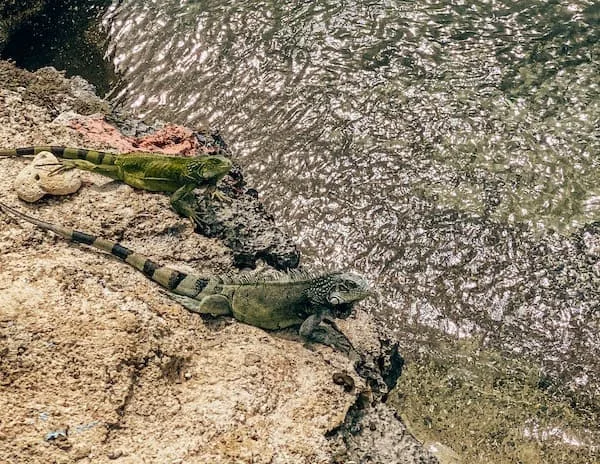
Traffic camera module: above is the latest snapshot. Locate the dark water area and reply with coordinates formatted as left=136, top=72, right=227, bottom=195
left=0, top=0, right=114, bottom=96
left=5, top=0, right=600, bottom=461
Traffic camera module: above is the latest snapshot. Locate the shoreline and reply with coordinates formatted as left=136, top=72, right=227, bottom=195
left=0, top=61, right=435, bottom=463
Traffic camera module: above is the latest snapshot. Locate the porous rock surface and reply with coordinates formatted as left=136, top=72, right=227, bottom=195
left=0, top=61, right=435, bottom=463
left=192, top=168, right=301, bottom=270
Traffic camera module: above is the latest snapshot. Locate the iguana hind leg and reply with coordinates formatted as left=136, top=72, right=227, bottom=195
left=52, top=159, right=122, bottom=180
left=166, top=292, right=232, bottom=316
left=197, top=294, right=232, bottom=316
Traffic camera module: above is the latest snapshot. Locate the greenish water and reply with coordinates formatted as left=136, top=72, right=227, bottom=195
left=393, top=336, right=599, bottom=463
left=9, top=0, right=600, bottom=461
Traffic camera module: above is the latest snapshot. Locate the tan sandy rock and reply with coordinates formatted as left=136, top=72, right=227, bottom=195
left=0, top=62, right=359, bottom=464
left=13, top=151, right=82, bottom=202
left=0, top=186, right=358, bottom=464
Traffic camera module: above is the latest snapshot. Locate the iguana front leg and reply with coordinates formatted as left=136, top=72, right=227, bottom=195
left=299, top=312, right=324, bottom=338
left=170, top=184, right=208, bottom=226
left=300, top=311, right=356, bottom=354
left=204, top=183, right=231, bottom=203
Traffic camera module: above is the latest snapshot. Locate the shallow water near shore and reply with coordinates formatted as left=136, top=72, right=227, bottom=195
left=10, top=0, right=600, bottom=461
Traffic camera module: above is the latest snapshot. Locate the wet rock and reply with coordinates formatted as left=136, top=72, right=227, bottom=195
left=326, top=310, right=436, bottom=463
left=193, top=192, right=300, bottom=270
left=338, top=310, right=405, bottom=401
left=14, top=151, right=81, bottom=202
left=331, top=403, right=438, bottom=464
left=187, top=165, right=300, bottom=270
left=182, top=130, right=299, bottom=270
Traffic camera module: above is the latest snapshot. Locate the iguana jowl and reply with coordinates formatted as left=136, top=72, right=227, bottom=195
left=0, top=202, right=371, bottom=348
left=0, top=146, right=232, bottom=222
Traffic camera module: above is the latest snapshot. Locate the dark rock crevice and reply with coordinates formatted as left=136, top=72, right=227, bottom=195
left=330, top=324, right=438, bottom=463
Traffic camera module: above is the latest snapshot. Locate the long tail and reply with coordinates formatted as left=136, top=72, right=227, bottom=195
left=0, top=146, right=119, bottom=165
left=0, top=201, right=208, bottom=296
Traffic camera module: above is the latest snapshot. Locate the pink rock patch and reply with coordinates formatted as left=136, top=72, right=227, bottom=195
left=68, top=115, right=214, bottom=157
left=68, top=116, right=137, bottom=152
left=134, top=124, right=199, bottom=155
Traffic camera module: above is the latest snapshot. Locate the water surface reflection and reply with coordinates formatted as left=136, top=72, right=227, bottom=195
left=103, top=0, right=600, bottom=459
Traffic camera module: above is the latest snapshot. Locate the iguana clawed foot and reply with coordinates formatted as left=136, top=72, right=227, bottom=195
left=188, top=210, right=211, bottom=229
left=204, top=184, right=231, bottom=203
left=300, top=313, right=357, bottom=355
left=32, top=161, right=74, bottom=176
left=306, top=326, right=356, bottom=355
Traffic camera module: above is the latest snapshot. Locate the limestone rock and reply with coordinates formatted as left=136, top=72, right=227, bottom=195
left=13, top=151, right=81, bottom=202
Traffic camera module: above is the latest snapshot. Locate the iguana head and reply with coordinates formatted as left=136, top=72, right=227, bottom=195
left=186, top=155, right=232, bottom=183
left=307, top=272, right=372, bottom=318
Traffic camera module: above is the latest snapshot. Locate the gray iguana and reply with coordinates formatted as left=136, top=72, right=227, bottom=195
left=0, top=201, right=371, bottom=350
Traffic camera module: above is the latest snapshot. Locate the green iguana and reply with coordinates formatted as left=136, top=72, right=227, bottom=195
left=0, top=146, right=232, bottom=223
left=0, top=201, right=371, bottom=350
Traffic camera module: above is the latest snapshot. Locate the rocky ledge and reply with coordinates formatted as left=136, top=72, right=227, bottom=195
left=0, top=61, right=436, bottom=463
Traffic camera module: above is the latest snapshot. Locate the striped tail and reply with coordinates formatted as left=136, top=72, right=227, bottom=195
left=0, top=146, right=119, bottom=165
left=0, top=201, right=208, bottom=297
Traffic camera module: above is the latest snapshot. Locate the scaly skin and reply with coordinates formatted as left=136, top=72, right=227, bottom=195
left=0, top=201, right=371, bottom=350
left=0, top=146, right=232, bottom=222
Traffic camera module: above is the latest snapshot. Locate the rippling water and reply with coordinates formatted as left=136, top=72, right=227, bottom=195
left=101, top=0, right=599, bottom=459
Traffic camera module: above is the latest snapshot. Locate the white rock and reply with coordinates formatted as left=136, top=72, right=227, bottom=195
left=13, top=151, right=81, bottom=202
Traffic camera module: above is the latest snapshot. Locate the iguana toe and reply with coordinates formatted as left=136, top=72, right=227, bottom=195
left=204, top=184, right=231, bottom=203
